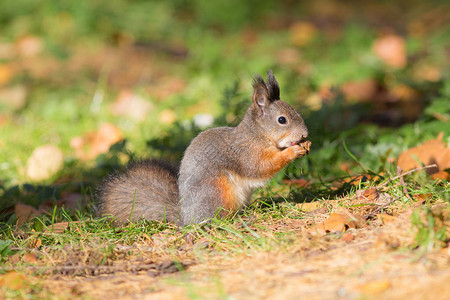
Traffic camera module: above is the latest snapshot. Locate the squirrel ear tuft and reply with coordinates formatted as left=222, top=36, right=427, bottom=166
left=252, top=75, right=270, bottom=111
left=266, top=70, right=280, bottom=102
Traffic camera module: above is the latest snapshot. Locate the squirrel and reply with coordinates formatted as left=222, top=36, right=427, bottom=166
left=97, top=71, right=311, bottom=226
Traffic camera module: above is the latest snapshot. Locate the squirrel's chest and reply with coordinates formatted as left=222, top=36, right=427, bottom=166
left=223, top=172, right=268, bottom=210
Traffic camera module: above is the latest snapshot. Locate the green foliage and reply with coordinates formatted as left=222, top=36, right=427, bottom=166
left=411, top=205, right=449, bottom=253
left=0, top=239, right=13, bottom=261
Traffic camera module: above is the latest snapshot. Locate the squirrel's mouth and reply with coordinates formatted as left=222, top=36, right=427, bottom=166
left=277, top=139, right=311, bottom=154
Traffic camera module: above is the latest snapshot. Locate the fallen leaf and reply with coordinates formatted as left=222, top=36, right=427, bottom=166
left=431, top=171, right=450, bottom=181
left=15, top=203, right=41, bottom=226
left=341, top=79, right=378, bottom=102
left=15, top=35, right=43, bottom=57
left=307, top=222, right=327, bottom=237
left=26, top=144, right=64, bottom=181
left=283, top=178, right=310, bottom=188
left=44, top=221, right=81, bottom=233
left=290, top=22, right=318, bottom=47
left=111, top=90, right=153, bottom=122
left=0, top=85, right=28, bottom=111
left=358, top=280, right=391, bottom=295
left=341, top=232, right=354, bottom=242
left=22, top=252, right=38, bottom=263
left=70, top=123, right=123, bottom=160
left=323, top=212, right=363, bottom=233
left=413, top=193, right=432, bottom=204
left=372, top=34, right=406, bottom=68
left=0, top=271, right=27, bottom=290
left=356, top=187, right=380, bottom=202
left=397, top=132, right=450, bottom=174
left=376, top=214, right=398, bottom=225
left=0, top=64, right=14, bottom=86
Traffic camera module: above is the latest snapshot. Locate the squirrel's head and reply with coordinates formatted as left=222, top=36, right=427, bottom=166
left=251, top=70, right=308, bottom=149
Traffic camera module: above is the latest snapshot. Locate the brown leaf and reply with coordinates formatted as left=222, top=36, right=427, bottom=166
left=372, top=34, right=406, bottom=68
left=341, top=79, right=377, bottom=102
left=323, top=212, right=363, bottom=233
left=289, top=22, right=318, bottom=47
left=44, top=221, right=81, bottom=233
left=14, top=203, right=41, bottom=226
left=397, top=132, right=450, bottom=174
left=26, top=144, right=64, bottom=181
left=283, top=178, right=310, bottom=188
left=356, top=187, right=380, bottom=203
left=341, top=232, right=354, bottom=242
left=376, top=214, right=398, bottom=225
left=70, top=123, right=123, bottom=160
left=0, top=271, right=28, bottom=290
left=413, top=193, right=432, bottom=204
left=22, top=253, right=38, bottom=263
left=111, top=90, right=153, bottom=122
left=431, top=171, right=450, bottom=181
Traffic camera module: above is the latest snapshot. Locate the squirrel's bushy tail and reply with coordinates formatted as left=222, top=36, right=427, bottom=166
left=96, top=160, right=180, bottom=224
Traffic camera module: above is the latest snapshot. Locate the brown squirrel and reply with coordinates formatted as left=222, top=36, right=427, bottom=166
left=97, top=71, right=311, bottom=226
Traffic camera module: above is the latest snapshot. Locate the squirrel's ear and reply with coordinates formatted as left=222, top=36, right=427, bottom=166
left=252, top=75, right=270, bottom=113
left=266, top=70, right=280, bottom=102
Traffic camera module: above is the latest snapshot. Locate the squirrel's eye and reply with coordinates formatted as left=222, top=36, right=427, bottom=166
left=278, top=116, right=287, bottom=124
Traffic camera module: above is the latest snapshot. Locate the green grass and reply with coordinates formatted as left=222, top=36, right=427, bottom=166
left=0, top=1, right=449, bottom=298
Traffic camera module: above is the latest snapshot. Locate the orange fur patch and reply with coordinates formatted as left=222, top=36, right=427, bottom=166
left=259, top=148, right=294, bottom=177
left=215, top=176, right=238, bottom=213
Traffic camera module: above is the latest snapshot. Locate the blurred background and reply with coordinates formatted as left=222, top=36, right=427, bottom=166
left=0, top=0, right=449, bottom=196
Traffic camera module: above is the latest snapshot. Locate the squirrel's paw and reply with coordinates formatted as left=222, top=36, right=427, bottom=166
left=284, top=144, right=308, bottom=160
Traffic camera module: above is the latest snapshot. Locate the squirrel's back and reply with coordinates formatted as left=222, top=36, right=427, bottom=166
left=97, top=160, right=179, bottom=224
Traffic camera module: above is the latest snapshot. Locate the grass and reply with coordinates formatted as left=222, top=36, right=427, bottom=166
left=1, top=0, right=450, bottom=298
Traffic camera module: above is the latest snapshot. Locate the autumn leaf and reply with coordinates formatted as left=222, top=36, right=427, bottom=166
left=21, top=252, right=38, bottom=263
left=26, top=144, right=64, bottom=181
left=372, top=34, right=407, bottom=68
left=70, top=123, right=123, bottom=160
left=0, top=271, right=28, bottom=290
left=14, top=203, right=42, bottom=226
left=341, top=79, right=378, bottom=102
left=377, top=214, right=398, bottom=225
left=44, top=221, right=81, bottom=233
left=323, top=212, right=364, bottom=233
left=397, top=132, right=450, bottom=174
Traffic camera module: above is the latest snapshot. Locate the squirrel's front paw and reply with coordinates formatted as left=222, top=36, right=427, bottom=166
left=284, top=145, right=308, bottom=160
